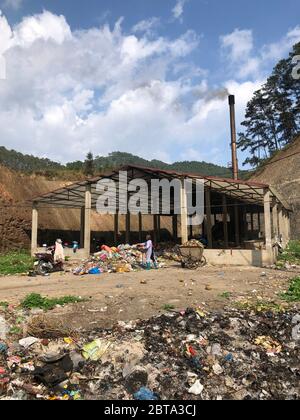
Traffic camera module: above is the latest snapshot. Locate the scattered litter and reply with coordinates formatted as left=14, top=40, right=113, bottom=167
left=82, top=339, right=112, bottom=361
left=212, top=363, right=223, bottom=375
left=254, top=336, right=282, bottom=355
left=88, top=267, right=101, bottom=275
left=292, top=324, right=300, bottom=341
left=0, top=343, right=8, bottom=354
left=134, top=387, right=159, bottom=401
left=27, top=315, right=73, bottom=339
left=71, top=243, right=178, bottom=276
left=188, top=380, right=204, bottom=396
left=0, top=316, right=8, bottom=340
left=125, top=367, right=148, bottom=393
left=0, top=305, right=299, bottom=400
left=19, top=337, right=39, bottom=349
left=38, top=351, right=65, bottom=363
left=224, top=353, right=233, bottom=363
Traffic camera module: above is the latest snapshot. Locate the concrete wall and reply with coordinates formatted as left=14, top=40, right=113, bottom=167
left=37, top=247, right=86, bottom=259
left=204, top=249, right=273, bottom=267
left=37, top=248, right=274, bottom=267
left=250, top=136, right=300, bottom=240
left=291, top=199, right=300, bottom=240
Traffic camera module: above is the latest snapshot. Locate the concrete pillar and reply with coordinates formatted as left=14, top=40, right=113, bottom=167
left=257, top=212, right=261, bottom=234
left=80, top=207, right=85, bottom=248
left=284, top=211, right=291, bottom=245
left=285, top=212, right=291, bottom=243
left=278, top=205, right=286, bottom=246
left=172, top=214, right=178, bottom=241
left=31, top=203, right=39, bottom=256
left=138, top=213, right=143, bottom=243
left=205, top=189, right=213, bottom=249
left=180, top=181, right=188, bottom=245
left=250, top=212, right=254, bottom=235
left=125, top=213, right=131, bottom=244
left=272, top=203, right=279, bottom=241
left=234, top=202, right=240, bottom=247
left=189, top=224, right=193, bottom=239
left=84, top=184, right=92, bottom=257
left=157, top=215, right=161, bottom=242
left=264, top=189, right=273, bottom=262
left=222, top=195, right=229, bottom=248
left=153, top=215, right=158, bottom=243
left=243, top=208, right=249, bottom=241
left=114, top=212, right=119, bottom=245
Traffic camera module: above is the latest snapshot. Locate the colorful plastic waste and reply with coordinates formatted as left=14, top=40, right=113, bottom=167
left=254, top=336, right=282, bottom=355
left=0, top=316, right=8, bottom=340
left=0, top=304, right=298, bottom=400
left=72, top=242, right=169, bottom=276
left=188, top=380, right=204, bottom=396
left=19, top=337, right=39, bottom=349
left=88, top=267, right=101, bottom=275
left=82, top=339, right=112, bottom=361
left=224, top=353, right=234, bottom=362
left=0, top=343, right=8, bottom=354
left=134, top=387, right=159, bottom=401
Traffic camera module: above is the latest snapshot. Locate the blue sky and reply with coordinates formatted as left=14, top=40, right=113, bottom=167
left=0, top=0, right=299, bottom=166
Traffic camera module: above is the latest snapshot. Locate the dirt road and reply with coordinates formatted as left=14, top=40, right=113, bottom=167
left=0, top=266, right=297, bottom=331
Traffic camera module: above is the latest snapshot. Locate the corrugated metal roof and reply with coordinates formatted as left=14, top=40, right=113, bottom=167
left=30, top=164, right=288, bottom=210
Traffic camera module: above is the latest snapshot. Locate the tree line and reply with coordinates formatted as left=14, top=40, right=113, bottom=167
left=0, top=147, right=243, bottom=179
left=238, top=42, right=300, bottom=167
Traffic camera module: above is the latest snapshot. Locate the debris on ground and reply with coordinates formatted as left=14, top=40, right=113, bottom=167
left=0, top=303, right=299, bottom=400
left=72, top=244, right=169, bottom=276
left=26, top=314, right=74, bottom=339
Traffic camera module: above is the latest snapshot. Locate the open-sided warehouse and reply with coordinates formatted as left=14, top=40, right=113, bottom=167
left=30, top=165, right=292, bottom=266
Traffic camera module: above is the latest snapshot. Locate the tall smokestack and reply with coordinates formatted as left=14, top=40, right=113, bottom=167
left=228, top=95, right=239, bottom=180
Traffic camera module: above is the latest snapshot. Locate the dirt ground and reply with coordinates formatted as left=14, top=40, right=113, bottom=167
left=1, top=265, right=298, bottom=331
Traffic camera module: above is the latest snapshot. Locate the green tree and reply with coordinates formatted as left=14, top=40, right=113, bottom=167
left=83, top=152, right=95, bottom=177
left=238, top=42, right=300, bottom=167
left=66, top=160, right=84, bottom=171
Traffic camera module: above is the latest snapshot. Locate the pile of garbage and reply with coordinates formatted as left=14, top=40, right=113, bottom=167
left=182, top=239, right=205, bottom=248
left=72, top=244, right=165, bottom=276
left=1, top=305, right=299, bottom=400
left=155, top=243, right=181, bottom=262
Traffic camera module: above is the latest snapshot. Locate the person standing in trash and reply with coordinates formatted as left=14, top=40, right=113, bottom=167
left=150, top=247, right=158, bottom=269
left=139, top=235, right=157, bottom=270
left=54, top=239, right=65, bottom=263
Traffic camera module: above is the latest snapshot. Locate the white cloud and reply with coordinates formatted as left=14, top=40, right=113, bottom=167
left=0, top=12, right=13, bottom=54
left=262, top=25, right=300, bottom=61
left=172, top=0, right=189, bottom=22
left=2, top=0, right=23, bottom=10
left=1, top=10, right=298, bottom=167
left=220, top=29, right=261, bottom=79
left=0, top=11, right=209, bottom=163
left=220, top=29, right=253, bottom=62
left=132, top=17, right=160, bottom=34
left=13, top=11, right=72, bottom=46
left=221, top=26, right=300, bottom=80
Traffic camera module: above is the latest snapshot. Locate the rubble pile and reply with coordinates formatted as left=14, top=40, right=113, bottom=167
left=72, top=245, right=154, bottom=276
left=71, top=243, right=178, bottom=276
left=155, top=243, right=181, bottom=262
left=0, top=306, right=299, bottom=400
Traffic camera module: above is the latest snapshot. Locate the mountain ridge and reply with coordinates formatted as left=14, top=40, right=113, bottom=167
left=0, top=146, right=249, bottom=179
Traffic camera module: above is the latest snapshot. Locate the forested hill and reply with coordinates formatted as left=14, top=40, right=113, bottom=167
left=0, top=146, right=63, bottom=173
left=0, top=147, right=248, bottom=179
